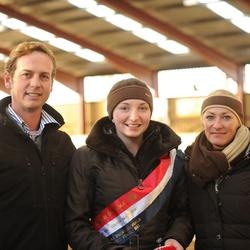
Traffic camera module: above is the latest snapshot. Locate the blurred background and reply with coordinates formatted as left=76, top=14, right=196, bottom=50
left=1, top=1, right=250, bottom=248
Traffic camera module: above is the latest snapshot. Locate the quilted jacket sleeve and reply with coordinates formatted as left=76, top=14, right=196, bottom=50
left=64, top=147, right=134, bottom=250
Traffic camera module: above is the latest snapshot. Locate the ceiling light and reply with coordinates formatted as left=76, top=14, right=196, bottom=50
left=205, top=1, right=250, bottom=33
left=21, top=26, right=55, bottom=41
left=106, top=14, right=142, bottom=31
left=86, top=5, right=115, bottom=18
left=231, top=16, right=250, bottom=33
left=133, top=28, right=167, bottom=43
left=67, top=0, right=96, bottom=9
left=0, top=11, right=105, bottom=63
left=206, top=1, right=243, bottom=19
left=183, top=1, right=250, bottom=34
left=1, top=17, right=26, bottom=30
left=0, top=24, right=6, bottom=32
left=183, top=0, right=219, bottom=6
left=0, top=53, right=7, bottom=61
left=157, top=40, right=190, bottom=54
left=183, top=0, right=198, bottom=6
left=48, top=37, right=81, bottom=52
left=67, top=1, right=189, bottom=55
left=0, top=13, right=7, bottom=21
left=75, top=48, right=105, bottom=62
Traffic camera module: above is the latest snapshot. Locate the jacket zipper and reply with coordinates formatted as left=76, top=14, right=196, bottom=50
left=137, top=179, right=144, bottom=190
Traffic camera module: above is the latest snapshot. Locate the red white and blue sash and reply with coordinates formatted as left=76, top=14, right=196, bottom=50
left=92, top=149, right=179, bottom=244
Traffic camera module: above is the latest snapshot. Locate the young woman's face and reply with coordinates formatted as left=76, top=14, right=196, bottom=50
left=112, top=99, right=151, bottom=142
left=202, top=107, right=240, bottom=150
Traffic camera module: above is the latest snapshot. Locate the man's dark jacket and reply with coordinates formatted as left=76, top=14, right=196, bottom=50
left=0, top=96, right=76, bottom=250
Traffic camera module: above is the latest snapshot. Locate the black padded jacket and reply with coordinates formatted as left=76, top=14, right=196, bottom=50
left=186, top=144, right=250, bottom=250
left=65, top=117, right=193, bottom=250
left=0, top=96, right=76, bottom=250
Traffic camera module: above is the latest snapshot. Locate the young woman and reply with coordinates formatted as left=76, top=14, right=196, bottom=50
left=65, top=78, right=192, bottom=250
left=185, top=89, right=250, bottom=250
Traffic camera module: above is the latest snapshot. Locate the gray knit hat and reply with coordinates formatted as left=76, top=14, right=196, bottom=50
left=107, top=78, right=153, bottom=119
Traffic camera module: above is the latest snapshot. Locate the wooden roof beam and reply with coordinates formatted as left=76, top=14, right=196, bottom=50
left=235, top=0, right=250, bottom=11
left=0, top=3, right=157, bottom=89
left=99, top=0, right=243, bottom=83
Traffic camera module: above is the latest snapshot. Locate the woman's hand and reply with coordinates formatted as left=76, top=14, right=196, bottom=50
left=153, top=245, right=176, bottom=250
left=164, top=238, right=183, bottom=250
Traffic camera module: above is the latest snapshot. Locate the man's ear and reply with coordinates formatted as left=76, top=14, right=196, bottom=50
left=50, top=80, right=53, bottom=92
left=4, top=72, right=12, bottom=89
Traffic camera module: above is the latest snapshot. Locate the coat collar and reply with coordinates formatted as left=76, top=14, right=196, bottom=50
left=0, top=96, right=64, bottom=127
left=86, top=116, right=181, bottom=159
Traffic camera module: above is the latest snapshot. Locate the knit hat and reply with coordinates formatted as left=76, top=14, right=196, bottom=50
left=107, top=78, right=153, bottom=119
left=201, top=89, right=244, bottom=125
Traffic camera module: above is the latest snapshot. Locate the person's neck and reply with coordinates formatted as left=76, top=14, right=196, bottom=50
left=12, top=106, right=42, bottom=131
left=120, top=136, right=143, bottom=156
left=24, top=112, right=42, bottom=131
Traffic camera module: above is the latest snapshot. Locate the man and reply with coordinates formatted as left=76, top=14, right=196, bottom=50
left=0, top=41, right=76, bottom=250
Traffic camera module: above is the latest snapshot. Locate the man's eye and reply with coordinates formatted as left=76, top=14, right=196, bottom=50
left=23, top=72, right=31, bottom=77
left=41, top=75, right=50, bottom=80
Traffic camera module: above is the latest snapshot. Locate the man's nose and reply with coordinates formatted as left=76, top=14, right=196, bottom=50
left=29, top=75, right=41, bottom=87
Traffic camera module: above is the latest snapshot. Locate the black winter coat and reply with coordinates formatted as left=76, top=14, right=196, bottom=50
left=0, top=96, right=76, bottom=250
left=65, top=117, right=192, bottom=250
left=186, top=145, right=250, bottom=250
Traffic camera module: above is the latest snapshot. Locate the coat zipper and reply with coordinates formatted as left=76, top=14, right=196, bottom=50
left=137, top=179, right=144, bottom=190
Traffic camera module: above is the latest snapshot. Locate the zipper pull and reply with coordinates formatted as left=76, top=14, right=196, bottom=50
left=138, top=179, right=144, bottom=190
left=215, top=176, right=224, bottom=193
left=156, top=237, right=163, bottom=247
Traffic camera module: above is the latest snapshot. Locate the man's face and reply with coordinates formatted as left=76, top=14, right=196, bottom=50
left=4, top=51, right=53, bottom=117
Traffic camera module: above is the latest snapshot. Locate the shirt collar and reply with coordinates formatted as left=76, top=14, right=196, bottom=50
left=6, top=104, right=59, bottom=136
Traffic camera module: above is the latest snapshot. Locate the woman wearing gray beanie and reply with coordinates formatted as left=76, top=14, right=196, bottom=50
left=65, top=78, right=193, bottom=250
left=185, top=89, right=250, bottom=250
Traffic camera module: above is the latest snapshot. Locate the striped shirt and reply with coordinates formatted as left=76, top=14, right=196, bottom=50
left=6, top=104, right=59, bottom=141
